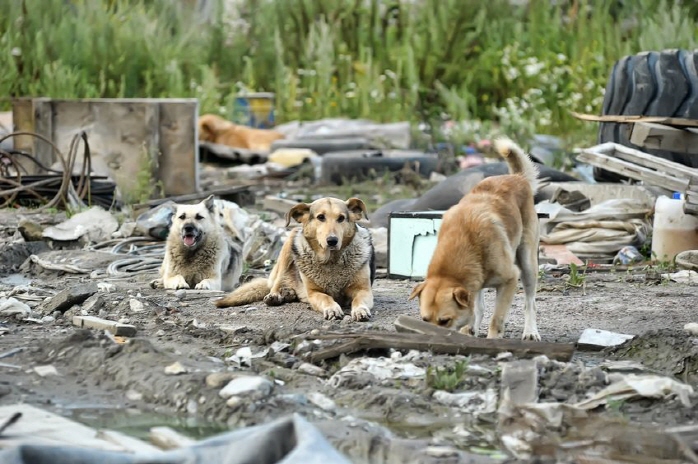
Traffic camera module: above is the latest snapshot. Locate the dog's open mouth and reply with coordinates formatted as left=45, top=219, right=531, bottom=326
left=182, top=232, right=199, bottom=247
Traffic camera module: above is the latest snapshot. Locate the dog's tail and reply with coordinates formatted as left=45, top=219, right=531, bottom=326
left=494, top=137, right=540, bottom=193
left=214, top=278, right=269, bottom=308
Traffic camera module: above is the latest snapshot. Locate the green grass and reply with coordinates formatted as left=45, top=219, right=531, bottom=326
left=2, top=0, right=697, bottom=150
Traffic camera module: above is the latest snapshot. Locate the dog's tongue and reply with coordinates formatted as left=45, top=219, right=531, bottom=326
left=183, top=235, right=196, bottom=247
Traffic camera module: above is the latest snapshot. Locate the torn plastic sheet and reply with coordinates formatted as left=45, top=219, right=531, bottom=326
left=42, top=206, right=119, bottom=243
left=274, top=118, right=411, bottom=150
left=536, top=198, right=652, bottom=258
left=498, top=374, right=697, bottom=461
left=0, top=414, right=351, bottom=464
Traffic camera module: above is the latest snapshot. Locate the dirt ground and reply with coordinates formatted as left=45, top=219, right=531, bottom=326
left=1, top=205, right=698, bottom=463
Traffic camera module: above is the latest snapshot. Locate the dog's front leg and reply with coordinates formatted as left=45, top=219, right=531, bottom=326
left=345, top=268, right=373, bottom=322
left=488, top=272, right=519, bottom=339
left=162, top=275, right=190, bottom=289
left=460, top=290, right=485, bottom=336
left=195, top=276, right=221, bottom=291
left=307, top=290, right=344, bottom=320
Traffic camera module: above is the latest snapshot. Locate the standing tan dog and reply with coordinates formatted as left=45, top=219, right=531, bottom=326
left=409, top=137, right=541, bottom=341
left=215, top=197, right=376, bottom=321
left=150, top=195, right=242, bottom=292
left=198, top=114, right=285, bottom=151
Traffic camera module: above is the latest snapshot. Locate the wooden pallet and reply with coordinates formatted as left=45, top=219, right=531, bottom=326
left=577, top=142, right=698, bottom=216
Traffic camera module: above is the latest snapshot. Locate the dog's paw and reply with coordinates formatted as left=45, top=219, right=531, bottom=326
left=195, top=279, right=213, bottom=290
left=150, top=278, right=163, bottom=289
left=522, top=331, right=541, bottom=342
left=264, top=292, right=284, bottom=306
left=459, top=325, right=475, bottom=336
left=486, top=329, right=504, bottom=339
left=351, top=305, right=372, bottom=322
left=164, top=275, right=189, bottom=290
left=323, top=303, right=344, bottom=320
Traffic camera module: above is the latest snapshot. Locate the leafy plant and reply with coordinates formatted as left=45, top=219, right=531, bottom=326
left=426, top=359, right=469, bottom=392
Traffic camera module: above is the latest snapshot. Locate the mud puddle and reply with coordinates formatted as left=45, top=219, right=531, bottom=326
left=66, top=406, right=227, bottom=440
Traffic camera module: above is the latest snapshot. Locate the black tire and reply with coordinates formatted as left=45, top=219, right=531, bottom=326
left=594, top=49, right=698, bottom=182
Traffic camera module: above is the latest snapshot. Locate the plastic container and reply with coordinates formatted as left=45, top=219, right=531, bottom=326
left=231, top=92, right=276, bottom=129
left=651, top=194, right=698, bottom=262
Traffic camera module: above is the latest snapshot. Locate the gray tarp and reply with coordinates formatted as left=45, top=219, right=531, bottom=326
left=0, top=414, right=351, bottom=464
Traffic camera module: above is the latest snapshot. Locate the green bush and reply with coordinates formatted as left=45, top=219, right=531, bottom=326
left=1, top=0, right=696, bottom=144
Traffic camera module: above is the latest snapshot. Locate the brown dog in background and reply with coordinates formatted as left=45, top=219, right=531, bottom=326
left=215, top=197, right=376, bottom=321
left=197, top=114, right=285, bottom=151
left=409, top=137, right=541, bottom=341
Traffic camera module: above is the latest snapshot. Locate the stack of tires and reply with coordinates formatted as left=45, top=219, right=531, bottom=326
left=594, top=49, right=698, bottom=182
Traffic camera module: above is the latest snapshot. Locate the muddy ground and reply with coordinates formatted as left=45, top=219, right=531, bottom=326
left=1, top=204, right=698, bottom=463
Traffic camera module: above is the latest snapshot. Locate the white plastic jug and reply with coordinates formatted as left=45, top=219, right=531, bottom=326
left=651, top=194, right=698, bottom=262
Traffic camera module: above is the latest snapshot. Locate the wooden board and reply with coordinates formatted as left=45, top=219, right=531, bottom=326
left=305, top=316, right=576, bottom=363
left=631, top=122, right=698, bottom=155
left=571, top=112, right=698, bottom=128
left=0, top=404, right=160, bottom=453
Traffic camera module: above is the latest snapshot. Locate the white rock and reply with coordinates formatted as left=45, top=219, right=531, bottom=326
left=126, top=389, right=143, bottom=401
left=298, top=363, right=326, bottom=377
left=164, top=362, right=188, bottom=375
left=129, top=299, right=145, bottom=313
left=307, top=392, right=336, bottom=411
left=34, top=365, right=59, bottom=377
left=684, top=322, right=698, bottom=336
left=219, top=376, right=273, bottom=399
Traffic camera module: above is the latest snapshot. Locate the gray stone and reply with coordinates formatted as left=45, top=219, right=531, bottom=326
left=40, top=283, right=98, bottom=314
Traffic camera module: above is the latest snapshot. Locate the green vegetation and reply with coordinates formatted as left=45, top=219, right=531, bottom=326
left=2, top=0, right=697, bottom=147
left=426, top=359, right=469, bottom=392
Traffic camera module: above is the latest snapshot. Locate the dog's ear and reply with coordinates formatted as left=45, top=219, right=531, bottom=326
left=345, top=197, right=368, bottom=222
left=408, top=281, right=426, bottom=301
left=203, top=194, right=216, bottom=213
left=453, top=287, right=470, bottom=308
left=286, top=203, right=310, bottom=226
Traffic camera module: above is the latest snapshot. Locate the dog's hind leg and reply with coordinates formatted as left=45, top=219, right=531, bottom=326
left=517, top=241, right=541, bottom=341
left=488, top=268, right=519, bottom=339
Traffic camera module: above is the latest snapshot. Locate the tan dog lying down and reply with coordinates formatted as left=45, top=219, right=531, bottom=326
left=198, top=114, right=285, bottom=151
left=215, top=197, right=376, bottom=321
left=409, top=137, right=541, bottom=341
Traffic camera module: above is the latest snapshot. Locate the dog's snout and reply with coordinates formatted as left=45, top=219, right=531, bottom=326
left=183, top=224, right=196, bottom=234
left=326, top=236, right=339, bottom=247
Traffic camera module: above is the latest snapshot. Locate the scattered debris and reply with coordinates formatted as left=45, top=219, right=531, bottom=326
left=72, top=315, right=137, bottom=337
left=0, top=297, right=32, bottom=319
left=307, top=392, right=337, bottom=412
left=42, top=207, right=119, bottom=244
left=662, top=269, right=698, bottom=284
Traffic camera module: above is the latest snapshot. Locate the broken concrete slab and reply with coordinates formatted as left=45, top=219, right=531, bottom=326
left=577, top=328, right=634, bottom=351
left=40, top=283, right=99, bottom=314
left=72, top=315, right=137, bottom=337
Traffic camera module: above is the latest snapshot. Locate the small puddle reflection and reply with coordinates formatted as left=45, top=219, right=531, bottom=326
left=66, top=407, right=227, bottom=440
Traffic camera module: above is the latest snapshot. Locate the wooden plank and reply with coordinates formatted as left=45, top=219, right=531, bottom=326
left=307, top=317, right=576, bottom=362
left=31, top=98, right=55, bottom=173
left=9, top=98, right=38, bottom=174
left=0, top=404, right=151, bottom=452
left=158, top=100, right=199, bottom=197
left=571, top=112, right=698, bottom=128
left=73, top=315, right=137, bottom=337
left=631, top=122, right=698, bottom=155
left=577, top=149, right=689, bottom=192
